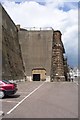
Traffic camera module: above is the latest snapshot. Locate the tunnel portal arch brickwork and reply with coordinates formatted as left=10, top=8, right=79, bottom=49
left=0, top=4, right=69, bottom=82
left=32, top=68, right=46, bottom=81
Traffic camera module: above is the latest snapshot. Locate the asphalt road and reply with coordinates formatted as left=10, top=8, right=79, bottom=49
left=1, top=81, right=78, bottom=118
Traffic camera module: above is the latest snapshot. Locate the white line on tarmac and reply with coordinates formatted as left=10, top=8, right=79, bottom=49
left=2, top=100, right=18, bottom=103
left=73, top=81, right=79, bottom=85
left=76, top=83, right=79, bottom=86
left=7, top=82, right=45, bottom=115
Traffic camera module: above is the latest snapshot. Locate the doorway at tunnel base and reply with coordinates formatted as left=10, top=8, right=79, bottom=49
left=33, top=74, right=40, bottom=81
left=32, top=68, right=46, bottom=81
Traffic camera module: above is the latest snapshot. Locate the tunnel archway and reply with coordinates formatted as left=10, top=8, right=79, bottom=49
left=32, top=68, right=46, bottom=81
left=33, top=74, right=40, bottom=81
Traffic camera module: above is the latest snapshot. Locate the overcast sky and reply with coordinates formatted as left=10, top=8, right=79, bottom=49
left=0, top=0, right=79, bottom=68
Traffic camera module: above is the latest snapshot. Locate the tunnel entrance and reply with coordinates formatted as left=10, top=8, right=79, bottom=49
left=32, top=68, right=46, bottom=81
left=33, top=74, right=40, bottom=81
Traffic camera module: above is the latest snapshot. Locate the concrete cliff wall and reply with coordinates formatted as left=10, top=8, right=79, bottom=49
left=0, top=4, right=68, bottom=82
left=1, top=5, right=25, bottom=80
left=0, top=4, right=2, bottom=79
left=18, top=29, right=53, bottom=81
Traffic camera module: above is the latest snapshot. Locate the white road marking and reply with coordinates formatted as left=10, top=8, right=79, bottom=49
left=7, top=82, right=45, bottom=115
left=76, top=83, right=79, bottom=86
left=2, top=100, right=18, bottom=103
left=73, top=81, right=79, bottom=85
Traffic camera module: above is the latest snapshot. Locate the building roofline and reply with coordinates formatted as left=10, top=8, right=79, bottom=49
left=1, top=4, right=18, bottom=31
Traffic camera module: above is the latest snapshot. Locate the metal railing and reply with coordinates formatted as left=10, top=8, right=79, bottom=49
left=23, top=27, right=54, bottom=31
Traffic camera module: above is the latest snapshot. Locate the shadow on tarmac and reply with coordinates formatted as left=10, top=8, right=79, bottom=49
left=3, top=94, right=20, bottom=99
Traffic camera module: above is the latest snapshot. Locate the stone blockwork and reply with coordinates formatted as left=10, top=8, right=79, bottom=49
left=0, top=4, right=69, bottom=82
left=18, top=27, right=68, bottom=82
left=51, top=31, right=65, bottom=81
left=1, top=5, right=25, bottom=80
left=64, top=57, right=69, bottom=81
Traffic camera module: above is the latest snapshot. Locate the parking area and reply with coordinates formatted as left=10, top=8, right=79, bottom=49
left=1, top=81, right=44, bottom=114
left=0, top=81, right=78, bottom=118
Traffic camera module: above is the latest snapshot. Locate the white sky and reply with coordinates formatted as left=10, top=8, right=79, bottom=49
left=1, top=0, right=78, bottom=67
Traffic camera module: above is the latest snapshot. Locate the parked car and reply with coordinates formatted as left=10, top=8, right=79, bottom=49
left=0, top=80, right=18, bottom=98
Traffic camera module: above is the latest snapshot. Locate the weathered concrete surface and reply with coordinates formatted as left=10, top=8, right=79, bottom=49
left=1, top=4, right=68, bottom=82
left=0, top=4, right=2, bottom=80
left=19, top=29, right=53, bottom=81
left=1, top=5, right=25, bottom=80
left=19, top=29, right=67, bottom=82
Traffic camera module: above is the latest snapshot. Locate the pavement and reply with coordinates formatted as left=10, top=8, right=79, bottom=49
left=0, top=80, right=78, bottom=118
left=0, top=111, right=4, bottom=116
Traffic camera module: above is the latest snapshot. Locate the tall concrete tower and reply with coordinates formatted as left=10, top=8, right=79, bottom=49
left=51, top=30, right=65, bottom=81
